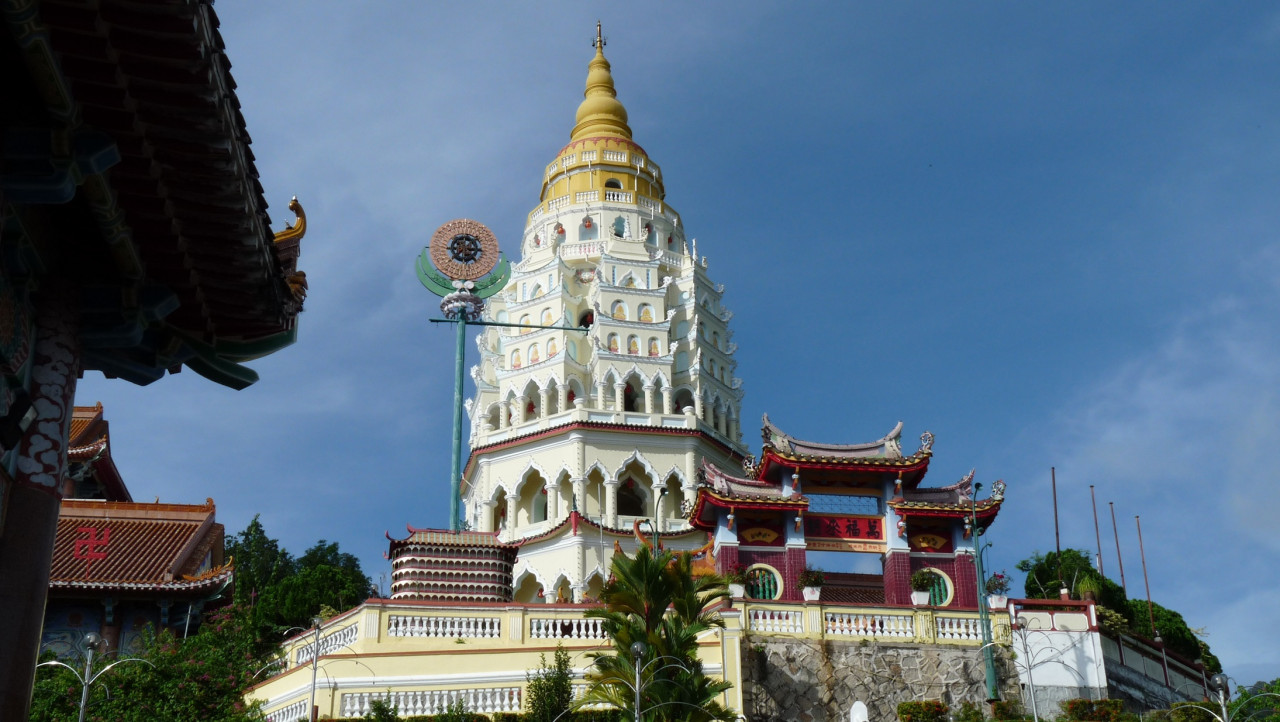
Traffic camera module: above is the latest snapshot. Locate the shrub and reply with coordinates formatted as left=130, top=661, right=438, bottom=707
left=910, top=569, right=937, bottom=592
left=1168, top=702, right=1219, bottom=722
left=725, top=565, right=749, bottom=584
left=1062, top=698, right=1125, bottom=722
left=798, top=566, right=825, bottom=587
left=955, top=700, right=985, bottom=722
left=992, top=700, right=1026, bottom=720
left=898, top=700, right=948, bottom=722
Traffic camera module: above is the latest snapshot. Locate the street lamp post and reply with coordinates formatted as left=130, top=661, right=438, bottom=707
left=36, top=632, right=154, bottom=722
left=308, top=617, right=322, bottom=722
left=631, top=642, right=645, bottom=722
left=969, top=482, right=1000, bottom=702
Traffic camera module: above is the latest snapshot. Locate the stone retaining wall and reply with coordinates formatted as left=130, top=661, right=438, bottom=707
left=740, top=635, right=1022, bottom=722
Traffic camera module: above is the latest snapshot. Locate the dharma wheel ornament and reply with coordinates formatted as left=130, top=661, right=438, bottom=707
left=417, top=219, right=510, bottom=320
left=416, top=219, right=511, bottom=531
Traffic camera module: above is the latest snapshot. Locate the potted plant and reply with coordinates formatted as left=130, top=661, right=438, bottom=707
left=985, top=569, right=1011, bottom=609
left=1075, top=575, right=1102, bottom=602
left=910, top=569, right=936, bottom=605
left=798, top=566, right=824, bottom=602
left=726, top=565, right=748, bottom=598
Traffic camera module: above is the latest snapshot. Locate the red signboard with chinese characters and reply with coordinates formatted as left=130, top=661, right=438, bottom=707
left=803, top=514, right=885, bottom=552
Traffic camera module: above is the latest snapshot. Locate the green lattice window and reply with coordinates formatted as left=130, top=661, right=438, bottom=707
left=928, top=572, right=948, bottom=605
left=746, top=567, right=780, bottom=600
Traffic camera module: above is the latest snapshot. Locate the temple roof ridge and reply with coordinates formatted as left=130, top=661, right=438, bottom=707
left=761, top=414, right=906, bottom=459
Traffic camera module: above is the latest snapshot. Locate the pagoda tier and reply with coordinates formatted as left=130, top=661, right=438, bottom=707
left=387, top=528, right=518, bottom=603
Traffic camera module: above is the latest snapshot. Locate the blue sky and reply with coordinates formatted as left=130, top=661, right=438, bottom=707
left=78, top=3, right=1280, bottom=685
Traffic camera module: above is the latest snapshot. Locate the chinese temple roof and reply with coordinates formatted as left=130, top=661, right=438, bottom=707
left=389, top=527, right=512, bottom=550
left=49, top=498, right=230, bottom=596
left=64, top=404, right=130, bottom=501
left=3, top=0, right=307, bottom=389
left=756, top=415, right=933, bottom=485
left=889, top=472, right=1005, bottom=526
left=687, top=460, right=808, bottom=531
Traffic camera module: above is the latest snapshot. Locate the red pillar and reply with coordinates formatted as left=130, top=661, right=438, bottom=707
left=954, top=553, right=978, bottom=608
left=0, top=289, right=80, bottom=719
left=884, top=549, right=912, bottom=605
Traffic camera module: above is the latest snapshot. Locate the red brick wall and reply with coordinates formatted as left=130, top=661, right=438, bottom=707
left=736, top=547, right=807, bottom=601
left=953, top=553, right=978, bottom=608
left=884, top=550, right=911, bottom=605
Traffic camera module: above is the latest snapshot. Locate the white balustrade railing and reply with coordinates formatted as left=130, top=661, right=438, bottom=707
left=265, top=699, right=308, bottom=722
left=602, top=150, right=627, bottom=162
left=530, top=206, right=545, bottom=221
left=604, top=191, right=632, bottom=202
left=529, top=617, right=606, bottom=640
left=638, top=197, right=661, bottom=214
left=295, top=623, right=359, bottom=666
left=825, top=611, right=915, bottom=639
left=748, top=608, right=805, bottom=634
left=575, top=190, right=599, bottom=203
left=936, top=615, right=984, bottom=642
left=387, top=615, right=501, bottom=639
left=560, top=241, right=603, bottom=260
left=580, top=151, right=597, bottom=162
left=562, top=154, right=576, bottom=166
left=548, top=196, right=569, bottom=211
left=341, top=688, right=521, bottom=718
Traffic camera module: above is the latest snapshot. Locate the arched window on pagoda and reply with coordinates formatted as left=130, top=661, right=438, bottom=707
left=623, top=382, right=639, bottom=412
left=519, top=315, right=531, bottom=334
left=639, top=304, right=654, bottom=323
left=578, top=310, right=594, bottom=328
left=746, top=566, right=782, bottom=600
left=532, top=486, right=548, bottom=523
left=547, top=339, right=559, bottom=358
left=627, top=335, right=639, bottom=355
left=611, top=301, right=627, bottom=320
left=511, top=350, right=522, bottom=369
left=541, top=309, right=554, bottom=326
left=616, top=477, right=645, bottom=517
left=607, top=334, right=620, bottom=353
left=605, top=178, right=623, bottom=189
left=648, top=338, right=660, bottom=357
left=529, top=344, right=540, bottom=365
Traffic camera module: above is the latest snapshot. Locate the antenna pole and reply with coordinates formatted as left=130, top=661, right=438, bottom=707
left=1090, top=485, right=1104, bottom=576
left=1136, top=515, right=1156, bottom=637
left=1110, top=501, right=1127, bottom=592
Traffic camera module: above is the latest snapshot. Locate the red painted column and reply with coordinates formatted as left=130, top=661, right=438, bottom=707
left=884, top=549, right=912, bottom=605
left=0, top=288, right=80, bottom=719
left=953, top=553, right=978, bottom=608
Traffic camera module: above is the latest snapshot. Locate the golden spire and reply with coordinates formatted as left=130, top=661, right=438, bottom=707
left=570, top=22, right=632, bottom=141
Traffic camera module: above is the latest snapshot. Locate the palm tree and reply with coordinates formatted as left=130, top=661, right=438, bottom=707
left=577, top=544, right=735, bottom=721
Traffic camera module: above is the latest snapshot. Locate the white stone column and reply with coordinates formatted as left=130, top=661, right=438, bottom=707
left=499, top=400, right=510, bottom=428
left=539, top=388, right=551, bottom=419
left=613, top=383, right=625, bottom=412
left=694, top=393, right=704, bottom=421
left=556, top=383, right=569, bottom=413
left=661, top=386, right=673, bottom=415
left=595, top=380, right=607, bottom=409
left=571, top=476, right=587, bottom=515
left=505, top=494, right=518, bottom=531
left=480, top=500, right=497, bottom=532
left=515, top=395, right=529, bottom=424
left=643, top=383, right=655, bottom=414
left=547, top=482, right=561, bottom=521
left=604, top=479, right=620, bottom=527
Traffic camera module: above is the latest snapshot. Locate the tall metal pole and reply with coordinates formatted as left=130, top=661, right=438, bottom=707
left=972, top=483, right=999, bottom=701
left=78, top=639, right=96, bottom=722
left=1135, top=516, right=1155, bottom=637
left=308, top=622, right=321, bottom=722
left=449, top=314, right=467, bottom=531
left=1109, top=502, right=1127, bottom=592
left=1051, top=467, right=1061, bottom=557
left=1090, top=485, right=1104, bottom=576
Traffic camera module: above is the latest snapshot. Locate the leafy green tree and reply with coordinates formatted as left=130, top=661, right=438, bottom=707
left=578, top=544, right=735, bottom=721
left=526, top=643, right=574, bottom=722
left=227, top=519, right=373, bottom=637
left=28, top=604, right=270, bottom=722
left=364, top=698, right=403, bottom=721
left=1230, top=678, right=1280, bottom=722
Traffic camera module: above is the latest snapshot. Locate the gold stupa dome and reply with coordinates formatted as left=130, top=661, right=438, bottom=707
left=570, top=23, right=632, bottom=141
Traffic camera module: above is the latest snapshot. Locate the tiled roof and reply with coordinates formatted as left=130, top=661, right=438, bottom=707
left=391, top=527, right=511, bottom=549
left=50, top=499, right=225, bottom=594
left=699, top=460, right=797, bottom=502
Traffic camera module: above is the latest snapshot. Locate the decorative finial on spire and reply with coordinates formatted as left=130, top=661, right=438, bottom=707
left=571, top=23, right=631, bottom=141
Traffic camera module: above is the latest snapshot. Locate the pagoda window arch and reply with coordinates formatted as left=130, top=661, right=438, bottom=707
left=611, top=301, right=628, bottom=320
left=638, top=304, right=654, bottom=323
left=627, top=335, right=639, bottom=355
left=493, top=488, right=509, bottom=531
left=662, top=473, right=685, bottom=523
left=511, top=350, right=522, bottom=369
left=519, top=314, right=532, bottom=334
left=745, top=564, right=783, bottom=600
left=584, top=467, right=607, bottom=520
left=547, top=338, right=559, bottom=358
left=579, top=216, right=597, bottom=240
left=648, top=338, right=660, bottom=357
left=541, top=309, right=554, bottom=326
left=712, top=331, right=721, bottom=350
left=673, top=388, right=694, bottom=414
left=604, top=178, right=623, bottom=189
left=530, top=284, right=544, bottom=299
left=622, top=378, right=642, bottom=412
left=513, top=571, right=543, bottom=604
left=578, top=310, right=595, bottom=328
left=607, top=334, right=620, bottom=353
left=483, top=403, right=502, bottom=430
left=529, top=343, right=540, bottom=365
